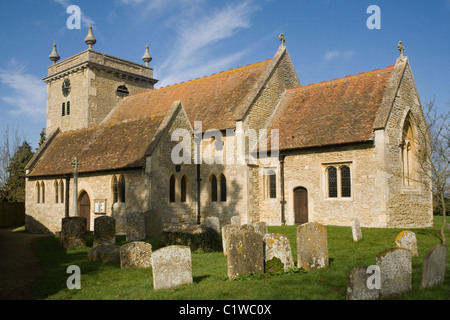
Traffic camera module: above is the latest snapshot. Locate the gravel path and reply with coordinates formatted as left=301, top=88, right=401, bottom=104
left=0, top=228, right=44, bottom=300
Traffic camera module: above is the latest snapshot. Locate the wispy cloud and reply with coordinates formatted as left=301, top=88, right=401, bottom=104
left=0, top=60, right=46, bottom=120
left=53, top=0, right=95, bottom=27
left=153, top=0, right=259, bottom=87
left=323, top=50, right=355, bottom=62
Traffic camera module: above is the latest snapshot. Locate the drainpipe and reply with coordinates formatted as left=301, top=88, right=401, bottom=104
left=280, top=154, right=286, bottom=225
left=196, top=163, right=201, bottom=225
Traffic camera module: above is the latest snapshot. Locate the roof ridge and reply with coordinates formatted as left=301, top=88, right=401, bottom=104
left=290, top=64, right=395, bottom=92
left=127, top=58, right=272, bottom=98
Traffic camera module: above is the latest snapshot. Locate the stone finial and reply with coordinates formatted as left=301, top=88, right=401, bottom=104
left=49, top=43, right=60, bottom=64
left=398, top=41, right=405, bottom=57
left=279, top=33, right=286, bottom=47
left=142, top=45, right=153, bottom=67
left=85, top=25, right=97, bottom=49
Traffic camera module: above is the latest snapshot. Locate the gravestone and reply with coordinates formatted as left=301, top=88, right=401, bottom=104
left=145, top=210, right=163, bottom=239
left=376, top=248, right=412, bottom=297
left=93, top=216, right=116, bottom=247
left=205, top=216, right=221, bottom=234
left=120, top=241, right=152, bottom=269
left=346, top=266, right=380, bottom=300
left=87, top=244, right=121, bottom=264
left=227, top=230, right=264, bottom=280
left=126, top=212, right=146, bottom=241
left=296, top=222, right=329, bottom=270
left=420, top=244, right=447, bottom=288
left=254, top=221, right=268, bottom=236
left=395, top=231, right=418, bottom=257
left=230, top=215, right=241, bottom=225
left=221, top=224, right=240, bottom=256
left=112, top=202, right=127, bottom=235
left=152, top=246, right=192, bottom=290
left=351, top=218, right=362, bottom=242
left=263, top=233, right=294, bottom=272
left=61, top=217, right=86, bottom=249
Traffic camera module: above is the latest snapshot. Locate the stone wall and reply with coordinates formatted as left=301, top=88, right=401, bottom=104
left=25, top=169, right=148, bottom=234
left=382, top=61, right=433, bottom=228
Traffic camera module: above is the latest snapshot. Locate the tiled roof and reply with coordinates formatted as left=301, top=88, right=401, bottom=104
left=27, top=115, right=166, bottom=177
left=267, top=65, right=395, bottom=151
left=105, top=59, right=272, bottom=131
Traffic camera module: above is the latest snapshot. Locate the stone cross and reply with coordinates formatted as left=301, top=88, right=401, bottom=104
left=279, top=33, right=286, bottom=46
left=398, top=41, right=405, bottom=57
left=71, top=157, right=81, bottom=217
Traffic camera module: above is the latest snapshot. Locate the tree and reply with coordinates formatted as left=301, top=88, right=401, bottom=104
left=2, top=141, right=34, bottom=202
left=0, top=126, right=23, bottom=201
left=39, top=128, right=46, bottom=149
left=415, top=100, right=449, bottom=246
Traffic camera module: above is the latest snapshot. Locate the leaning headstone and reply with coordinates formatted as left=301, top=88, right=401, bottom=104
left=346, top=266, right=380, bottom=300
left=420, top=244, right=447, bottom=288
left=205, top=216, right=221, bottom=234
left=126, top=212, right=146, bottom=242
left=227, top=230, right=264, bottom=280
left=221, top=224, right=240, bottom=256
left=93, top=216, right=116, bottom=247
left=253, top=221, right=268, bottom=236
left=296, top=222, right=329, bottom=270
left=145, top=210, right=163, bottom=239
left=351, top=218, right=362, bottom=242
left=263, top=233, right=294, bottom=271
left=395, top=231, right=418, bottom=257
left=152, top=245, right=192, bottom=290
left=61, top=217, right=86, bottom=249
left=230, top=215, right=241, bottom=226
left=120, top=241, right=152, bottom=269
left=376, top=248, right=412, bottom=297
left=87, top=244, right=121, bottom=264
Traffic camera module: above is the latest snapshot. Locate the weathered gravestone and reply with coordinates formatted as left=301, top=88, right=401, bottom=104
left=227, top=230, right=264, bottom=280
left=230, top=215, right=241, bottom=226
left=351, top=217, right=362, bottom=242
left=420, top=244, right=447, bottom=288
left=93, top=216, right=116, bottom=247
left=346, top=266, right=380, bottom=300
left=296, top=222, right=329, bottom=270
left=221, top=224, right=240, bottom=256
left=112, top=202, right=127, bottom=235
left=152, top=245, right=193, bottom=290
left=87, top=244, right=121, bottom=264
left=205, top=216, right=221, bottom=234
left=126, top=212, right=146, bottom=242
left=120, top=241, right=152, bottom=269
left=61, top=217, right=86, bottom=249
left=376, top=248, right=412, bottom=297
left=145, top=210, right=163, bottom=239
left=254, top=221, right=268, bottom=236
left=263, top=233, right=294, bottom=272
left=395, top=231, right=418, bottom=257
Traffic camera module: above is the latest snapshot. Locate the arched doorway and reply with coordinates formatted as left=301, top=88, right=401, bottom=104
left=294, top=187, right=308, bottom=224
left=79, top=191, right=91, bottom=230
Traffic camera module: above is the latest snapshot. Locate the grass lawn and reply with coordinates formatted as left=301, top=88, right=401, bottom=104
left=30, top=217, right=450, bottom=300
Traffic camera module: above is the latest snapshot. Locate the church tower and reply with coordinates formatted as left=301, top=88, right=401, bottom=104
left=43, top=26, right=158, bottom=134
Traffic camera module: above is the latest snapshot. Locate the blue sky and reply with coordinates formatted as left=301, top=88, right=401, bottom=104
left=0, top=0, right=449, bottom=150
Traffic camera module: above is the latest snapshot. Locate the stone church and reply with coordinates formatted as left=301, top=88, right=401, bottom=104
left=25, top=27, right=433, bottom=235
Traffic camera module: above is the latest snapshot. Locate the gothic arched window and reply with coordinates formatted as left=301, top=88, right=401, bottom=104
left=181, top=175, right=187, bottom=203
left=55, top=180, right=59, bottom=203
left=211, top=175, right=218, bottom=202
left=402, top=116, right=415, bottom=187
left=169, top=175, right=176, bottom=203
left=328, top=167, right=337, bottom=198
left=118, top=175, right=126, bottom=203
left=340, top=166, right=351, bottom=198
left=112, top=176, right=118, bottom=203
left=219, top=175, right=227, bottom=202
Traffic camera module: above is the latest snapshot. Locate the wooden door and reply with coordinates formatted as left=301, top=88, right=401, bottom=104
left=294, top=187, right=308, bottom=224
left=79, top=191, right=91, bottom=230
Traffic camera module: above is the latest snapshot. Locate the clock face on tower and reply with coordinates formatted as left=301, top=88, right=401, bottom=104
left=62, top=78, right=71, bottom=97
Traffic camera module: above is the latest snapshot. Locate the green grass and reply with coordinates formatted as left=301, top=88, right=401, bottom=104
left=30, top=217, right=450, bottom=300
